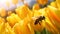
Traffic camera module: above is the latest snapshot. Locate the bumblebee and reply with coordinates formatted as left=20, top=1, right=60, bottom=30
left=34, top=16, right=45, bottom=25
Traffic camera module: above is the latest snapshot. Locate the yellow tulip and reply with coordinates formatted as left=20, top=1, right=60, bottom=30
left=1, top=23, right=15, bottom=34
left=0, top=22, right=5, bottom=34
left=50, top=1, right=58, bottom=8
left=6, top=1, right=10, bottom=7
left=7, top=13, right=21, bottom=27
left=0, top=7, right=7, bottom=17
left=13, top=18, right=35, bottom=34
left=7, top=11, right=13, bottom=16
left=15, top=5, right=33, bottom=19
left=12, top=0, right=18, bottom=5
left=56, top=0, right=60, bottom=10
left=0, top=17, right=5, bottom=23
left=32, top=3, right=40, bottom=10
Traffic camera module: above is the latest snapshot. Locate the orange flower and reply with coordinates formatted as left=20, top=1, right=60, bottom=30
left=37, top=0, right=48, bottom=5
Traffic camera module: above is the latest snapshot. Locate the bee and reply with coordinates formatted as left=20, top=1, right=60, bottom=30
left=34, top=16, right=45, bottom=25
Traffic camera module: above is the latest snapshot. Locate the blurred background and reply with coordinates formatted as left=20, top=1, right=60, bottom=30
left=0, top=0, right=60, bottom=34
left=0, top=0, right=54, bottom=10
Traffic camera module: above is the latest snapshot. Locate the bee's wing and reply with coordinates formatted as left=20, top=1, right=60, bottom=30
left=32, top=16, right=41, bottom=21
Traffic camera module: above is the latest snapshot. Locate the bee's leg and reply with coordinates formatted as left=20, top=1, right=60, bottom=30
left=39, top=22, right=41, bottom=25
left=38, top=21, right=42, bottom=25
left=34, top=20, right=39, bottom=25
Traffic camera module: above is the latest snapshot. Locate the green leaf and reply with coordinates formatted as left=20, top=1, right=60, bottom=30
left=35, top=28, right=51, bottom=34
left=35, top=31, right=41, bottom=34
